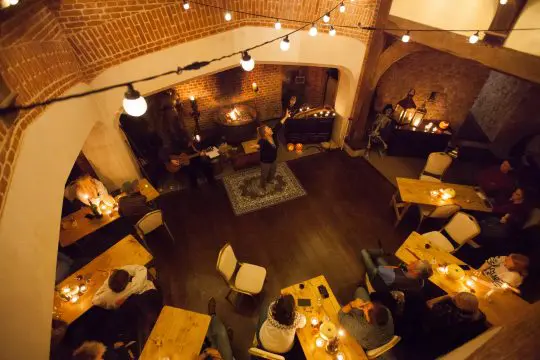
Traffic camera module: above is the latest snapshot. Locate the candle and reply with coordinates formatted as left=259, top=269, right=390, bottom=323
left=70, top=285, right=80, bottom=295
left=501, top=283, right=509, bottom=289
left=83, top=194, right=89, bottom=200
left=70, top=294, right=79, bottom=303
left=315, top=337, right=325, bottom=348
left=465, top=278, right=475, bottom=288
left=79, top=284, right=88, bottom=294
left=336, top=352, right=345, bottom=360
left=62, top=286, right=71, bottom=294
left=338, top=328, right=345, bottom=337
left=437, top=265, right=448, bottom=274
left=189, top=95, right=195, bottom=101
left=311, top=317, right=319, bottom=327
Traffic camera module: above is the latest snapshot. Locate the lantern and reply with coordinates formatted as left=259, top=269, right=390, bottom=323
left=411, top=101, right=427, bottom=127
left=393, top=89, right=417, bottom=125
left=287, top=143, right=295, bottom=152
left=295, top=143, right=303, bottom=153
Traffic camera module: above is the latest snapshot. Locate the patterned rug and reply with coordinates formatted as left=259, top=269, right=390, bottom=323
left=222, top=162, right=307, bottom=215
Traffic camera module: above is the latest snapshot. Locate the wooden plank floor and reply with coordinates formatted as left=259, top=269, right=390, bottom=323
left=152, top=151, right=412, bottom=359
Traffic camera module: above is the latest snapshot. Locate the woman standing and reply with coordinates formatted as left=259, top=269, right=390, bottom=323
left=253, top=108, right=291, bottom=194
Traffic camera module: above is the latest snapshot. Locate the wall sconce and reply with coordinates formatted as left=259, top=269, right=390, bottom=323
left=393, top=89, right=417, bottom=125
left=251, top=82, right=259, bottom=93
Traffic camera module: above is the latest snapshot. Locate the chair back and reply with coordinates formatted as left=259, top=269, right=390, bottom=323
left=216, top=243, right=238, bottom=283
left=365, top=273, right=375, bottom=294
left=366, top=335, right=401, bottom=359
left=444, top=212, right=481, bottom=245
left=135, top=210, right=163, bottom=235
left=422, top=152, right=452, bottom=178
left=419, top=174, right=442, bottom=183
left=428, top=204, right=461, bottom=219
left=248, top=347, right=285, bottom=360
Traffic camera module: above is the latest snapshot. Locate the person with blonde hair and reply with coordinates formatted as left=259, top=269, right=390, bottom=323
left=72, top=341, right=107, bottom=360
left=479, top=253, right=529, bottom=288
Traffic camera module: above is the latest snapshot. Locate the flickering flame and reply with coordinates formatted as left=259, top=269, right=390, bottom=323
left=228, top=107, right=241, bottom=121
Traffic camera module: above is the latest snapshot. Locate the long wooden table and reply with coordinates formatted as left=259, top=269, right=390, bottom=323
left=396, top=232, right=530, bottom=326
left=281, top=275, right=368, bottom=360
left=396, top=177, right=492, bottom=213
left=59, top=178, right=159, bottom=247
left=140, top=306, right=211, bottom=360
left=53, top=235, right=153, bottom=324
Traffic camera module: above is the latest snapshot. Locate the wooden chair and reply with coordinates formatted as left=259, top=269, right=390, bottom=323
left=422, top=212, right=481, bottom=253
left=366, top=335, right=401, bottom=359
left=216, top=243, right=267, bottom=306
left=389, top=191, right=411, bottom=227
left=134, top=210, right=175, bottom=250
left=248, top=347, right=285, bottom=360
left=416, top=203, right=461, bottom=231
left=420, top=152, right=452, bottom=182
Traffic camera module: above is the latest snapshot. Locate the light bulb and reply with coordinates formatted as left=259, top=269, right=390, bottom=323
left=309, top=24, right=317, bottom=37
left=339, top=2, right=345, bottom=13
left=182, top=0, right=189, bottom=10
left=224, top=11, right=232, bottom=21
left=500, top=0, right=508, bottom=4
left=401, top=31, right=410, bottom=43
left=469, top=31, right=479, bottom=44
left=123, top=84, right=147, bottom=117
left=280, top=36, right=290, bottom=51
left=9, top=0, right=19, bottom=4
left=329, top=26, right=336, bottom=36
left=274, top=19, right=281, bottom=30
left=323, top=13, right=330, bottom=23
left=240, top=51, right=255, bottom=71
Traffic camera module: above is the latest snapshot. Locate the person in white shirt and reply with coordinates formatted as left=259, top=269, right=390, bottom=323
left=479, top=253, right=529, bottom=288
left=258, top=294, right=306, bottom=354
left=92, top=265, right=156, bottom=310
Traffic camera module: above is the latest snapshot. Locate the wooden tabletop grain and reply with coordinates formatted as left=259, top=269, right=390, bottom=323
left=281, top=275, right=368, bottom=360
left=53, top=235, right=153, bottom=324
left=396, top=232, right=530, bottom=326
left=396, top=177, right=492, bottom=212
left=140, top=306, right=211, bottom=360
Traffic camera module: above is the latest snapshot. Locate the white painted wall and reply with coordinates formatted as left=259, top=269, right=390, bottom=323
left=0, top=26, right=366, bottom=359
left=506, top=0, right=540, bottom=56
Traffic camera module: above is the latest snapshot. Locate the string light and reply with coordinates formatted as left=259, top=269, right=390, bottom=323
left=339, top=2, right=345, bottom=13
left=468, top=31, right=480, bottom=44
left=274, top=19, right=281, bottom=30
left=182, top=0, right=190, bottom=10
left=329, top=25, right=336, bottom=36
left=240, top=51, right=255, bottom=71
left=9, top=0, right=19, bottom=4
left=401, top=31, right=411, bottom=43
left=123, top=84, right=147, bottom=117
left=224, top=11, right=232, bottom=21
left=309, top=23, right=318, bottom=36
left=500, top=0, right=508, bottom=4
left=323, top=13, right=330, bottom=23
left=280, top=36, right=290, bottom=51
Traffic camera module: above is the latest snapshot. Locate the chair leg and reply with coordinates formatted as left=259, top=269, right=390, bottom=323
left=394, top=203, right=411, bottom=227
left=225, top=289, right=235, bottom=306
left=164, top=222, right=176, bottom=245
left=416, top=212, right=425, bottom=232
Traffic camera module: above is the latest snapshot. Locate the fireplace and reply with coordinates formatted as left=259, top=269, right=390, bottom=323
left=217, top=104, right=257, bottom=145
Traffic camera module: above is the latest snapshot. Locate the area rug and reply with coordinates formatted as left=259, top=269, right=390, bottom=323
left=222, top=162, right=307, bottom=215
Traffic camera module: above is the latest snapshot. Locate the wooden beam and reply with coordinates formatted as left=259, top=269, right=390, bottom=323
left=385, top=15, right=540, bottom=84
left=484, top=0, right=528, bottom=46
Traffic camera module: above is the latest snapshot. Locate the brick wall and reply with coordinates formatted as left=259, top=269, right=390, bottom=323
left=172, top=64, right=283, bottom=131
left=304, top=67, right=328, bottom=106
left=375, top=50, right=490, bottom=129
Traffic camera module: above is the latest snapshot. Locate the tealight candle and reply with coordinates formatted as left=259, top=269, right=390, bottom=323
left=437, top=265, right=448, bottom=274
left=311, top=317, right=319, bottom=327
left=501, top=283, right=509, bottom=289
left=466, top=278, right=475, bottom=288
left=338, top=328, right=345, bottom=337
left=315, top=337, right=325, bottom=348
left=79, top=284, right=88, bottom=294
left=336, top=352, right=345, bottom=360
left=70, top=285, right=80, bottom=295
left=70, top=294, right=79, bottom=303
left=62, top=286, right=71, bottom=294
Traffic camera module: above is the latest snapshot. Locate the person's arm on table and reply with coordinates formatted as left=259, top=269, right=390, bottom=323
left=92, top=280, right=115, bottom=309
left=426, top=295, right=451, bottom=309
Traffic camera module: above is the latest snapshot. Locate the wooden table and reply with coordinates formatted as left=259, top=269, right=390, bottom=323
left=396, top=177, right=492, bottom=213
left=396, top=232, right=531, bottom=326
left=140, top=306, right=210, bottom=360
left=281, top=275, right=368, bottom=360
left=53, top=235, right=153, bottom=324
left=59, top=178, right=159, bottom=247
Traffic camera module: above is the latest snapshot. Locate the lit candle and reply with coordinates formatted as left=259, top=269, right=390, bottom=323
left=466, top=278, right=475, bottom=288
left=70, top=285, right=80, bottom=295
left=189, top=95, right=195, bottom=101
left=501, top=283, right=509, bottom=289
left=310, top=317, right=319, bottom=327
left=437, top=265, right=448, bottom=275
left=70, top=294, right=79, bottom=303
left=106, top=210, right=112, bottom=215
left=338, top=328, right=345, bottom=337
left=79, top=284, right=88, bottom=294
left=62, top=286, right=71, bottom=294
left=315, top=337, right=325, bottom=348
left=83, top=194, right=89, bottom=200
left=336, top=352, right=345, bottom=360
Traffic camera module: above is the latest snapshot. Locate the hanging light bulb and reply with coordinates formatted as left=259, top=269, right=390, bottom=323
left=323, top=13, right=330, bottom=23
left=182, top=0, right=190, bottom=10
left=240, top=51, right=255, bottom=71
left=280, top=36, right=290, bottom=51
left=123, top=84, right=147, bottom=117
left=329, top=25, right=336, bottom=36
left=401, top=31, right=410, bottom=43
left=500, top=0, right=508, bottom=4
left=9, top=0, right=19, bottom=4
left=274, top=19, right=282, bottom=30
left=309, top=23, right=318, bottom=37
left=469, top=31, right=480, bottom=44
left=339, top=2, right=345, bottom=13
left=224, top=11, right=232, bottom=21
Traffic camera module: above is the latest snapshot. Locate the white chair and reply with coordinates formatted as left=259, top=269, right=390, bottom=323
left=420, top=152, right=452, bottom=181
left=366, top=335, right=401, bottom=359
left=216, top=243, right=266, bottom=305
left=416, top=203, right=461, bottom=231
left=135, top=210, right=175, bottom=249
left=422, top=212, right=481, bottom=253
left=248, top=347, right=285, bottom=360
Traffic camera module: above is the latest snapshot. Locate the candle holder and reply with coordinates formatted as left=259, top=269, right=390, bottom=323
left=325, top=337, right=340, bottom=355
left=315, top=337, right=325, bottom=348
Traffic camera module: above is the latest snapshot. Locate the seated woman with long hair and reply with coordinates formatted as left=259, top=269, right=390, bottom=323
left=258, top=294, right=306, bottom=354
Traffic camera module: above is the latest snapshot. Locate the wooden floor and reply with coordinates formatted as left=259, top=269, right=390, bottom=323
left=151, top=151, right=413, bottom=359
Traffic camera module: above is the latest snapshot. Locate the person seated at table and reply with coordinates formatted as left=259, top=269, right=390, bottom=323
left=258, top=294, right=307, bottom=354
left=72, top=340, right=134, bottom=360
left=479, top=253, right=529, bottom=288
left=361, top=248, right=433, bottom=292
left=92, top=265, right=156, bottom=310
left=338, top=286, right=394, bottom=352
left=117, top=180, right=153, bottom=221
left=423, top=292, right=486, bottom=352
left=476, top=159, right=517, bottom=204
left=65, top=174, right=115, bottom=208
left=198, top=298, right=234, bottom=360
left=478, top=187, right=531, bottom=241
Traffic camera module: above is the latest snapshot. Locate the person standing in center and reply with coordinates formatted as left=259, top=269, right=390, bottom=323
left=253, top=108, right=291, bottom=194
